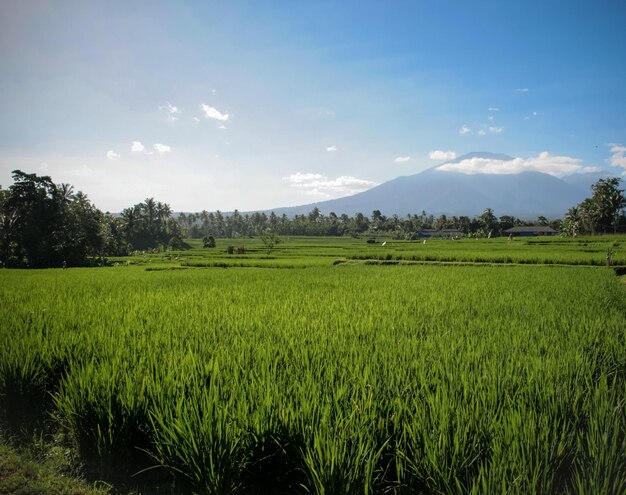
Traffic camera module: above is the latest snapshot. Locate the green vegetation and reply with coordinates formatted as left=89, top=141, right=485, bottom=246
left=563, top=178, right=626, bottom=236
left=112, top=235, right=626, bottom=269
left=2, top=236, right=626, bottom=494
left=0, top=441, right=108, bottom=495
left=0, top=171, right=183, bottom=267
left=3, top=171, right=625, bottom=268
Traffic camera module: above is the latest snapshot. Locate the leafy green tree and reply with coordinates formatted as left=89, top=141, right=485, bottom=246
left=498, top=215, right=516, bottom=232
left=203, top=235, right=216, bottom=248
left=1, top=171, right=61, bottom=266
left=0, top=170, right=104, bottom=267
left=59, top=191, right=104, bottom=265
left=100, top=214, right=129, bottom=256
left=121, top=198, right=177, bottom=250
left=589, top=178, right=626, bottom=233
left=260, top=230, right=280, bottom=254
left=478, top=208, right=498, bottom=237
left=560, top=207, right=579, bottom=237
left=433, top=214, right=448, bottom=230
left=570, top=178, right=626, bottom=235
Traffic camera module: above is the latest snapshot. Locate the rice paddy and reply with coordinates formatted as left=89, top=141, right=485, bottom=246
left=1, top=235, right=626, bottom=494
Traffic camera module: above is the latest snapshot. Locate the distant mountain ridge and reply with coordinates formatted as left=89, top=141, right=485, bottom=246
left=266, top=152, right=616, bottom=219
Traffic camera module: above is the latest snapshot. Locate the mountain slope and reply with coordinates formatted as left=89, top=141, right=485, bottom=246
left=268, top=152, right=609, bottom=219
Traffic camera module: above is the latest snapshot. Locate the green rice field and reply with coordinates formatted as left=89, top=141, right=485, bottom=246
left=1, top=236, right=626, bottom=494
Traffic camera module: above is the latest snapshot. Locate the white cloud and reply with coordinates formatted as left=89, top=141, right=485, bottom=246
left=489, top=126, right=504, bottom=134
left=159, top=102, right=180, bottom=114
left=488, top=107, right=499, bottom=112
left=326, top=145, right=337, bottom=152
left=40, top=162, right=49, bottom=170
left=428, top=150, right=456, bottom=161
left=193, top=117, right=201, bottom=123
left=478, top=129, right=486, bottom=136
left=106, top=150, right=120, bottom=160
left=283, top=172, right=377, bottom=198
left=153, top=143, right=171, bottom=155
left=394, top=156, right=411, bottom=163
left=487, top=114, right=494, bottom=122
left=609, top=144, right=626, bottom=170
left=218, top=125, right=228, bottom=130
left=200, top=104, right=229, bottom=121
left=159, top=102, right=180, bottom=122
left=437, top=151, right=600, bottom=176
left=131, top=141, right=145, bottom=152
left=459, top=125, right=471, bottom=135
left=516, top=88, right=529, bottom=93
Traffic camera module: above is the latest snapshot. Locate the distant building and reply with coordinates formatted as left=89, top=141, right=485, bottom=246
left=503, top=226, right=557, bottom=237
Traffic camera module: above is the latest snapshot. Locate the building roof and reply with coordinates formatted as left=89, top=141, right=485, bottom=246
left=503, top=226, right=557, bottom=233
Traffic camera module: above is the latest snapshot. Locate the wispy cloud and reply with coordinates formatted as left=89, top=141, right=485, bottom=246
left=283, top=172, right=377, bottom=198
left=488, top=107, right=500, bottom=112
left=106, top=150, right=120, bottom=160
left=326, top=145, right=338, bottom=152
left=428, top=150, right=456, bottom=161
left=437, top=152, right=599, bottom=176
left=475, top=125, right=503, bottom=136
left=159, top=102, right=180, bottom=122
left=516, top=88, right=529, bottom=93
left=459, top=125, right=470, bottom=135
left=153, top=143, right=171, bottom=155
left=131, top=141, right=145, bottom=152
left=394, top=156, right=411, bottom=163
left=609, top=143, right=626, bottom=170
left=200, top=104, right=229, bottom=121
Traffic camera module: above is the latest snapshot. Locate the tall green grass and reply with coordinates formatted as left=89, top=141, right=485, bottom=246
left=1, top=259, right=626, bottom=493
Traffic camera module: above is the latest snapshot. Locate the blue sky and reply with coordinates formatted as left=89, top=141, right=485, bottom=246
left=1, top=0, right=625, bottom=212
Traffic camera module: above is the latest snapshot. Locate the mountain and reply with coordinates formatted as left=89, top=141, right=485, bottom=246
left=560, top=170, right=616, bottom=193
left=268, top=152, right=617, bottom=219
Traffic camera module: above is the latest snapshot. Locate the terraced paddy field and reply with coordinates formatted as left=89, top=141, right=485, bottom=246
left=1, top=236, right=626, bottom=494
left=110, top=235, right=626, bottom=269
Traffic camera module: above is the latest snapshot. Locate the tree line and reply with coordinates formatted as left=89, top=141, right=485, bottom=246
left=178, top=178, right=625, bottom=239
left=0, top=171, right=183, bottom=268
left=561, top=178, right=626, bottom=236
left=1, top=170, right=625, bottom=267
left=178, top=207, right=559, bottom=239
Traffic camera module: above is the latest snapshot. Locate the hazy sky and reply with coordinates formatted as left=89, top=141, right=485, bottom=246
left=1, top=1, right=625, bottom=212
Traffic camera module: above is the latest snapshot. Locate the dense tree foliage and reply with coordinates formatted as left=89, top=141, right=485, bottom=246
left=0, top=171, right=181, bottom=267
left=562, top=178, right=626, bottom=236
left=121, top=198, right=181, bottom=250
left=177, top=208, right=554, bottom=240
left=0, top=171, right=104, bottom=267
